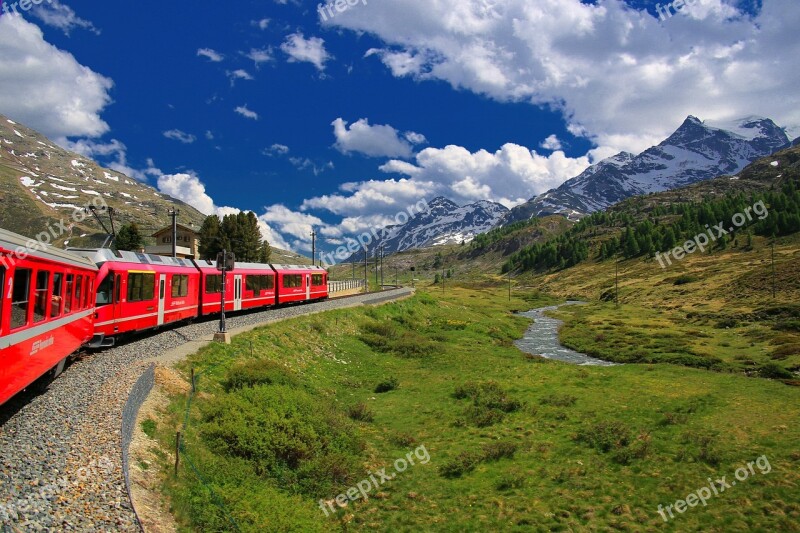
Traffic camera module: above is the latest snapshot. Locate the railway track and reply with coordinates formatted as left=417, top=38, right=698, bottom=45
left=0, top=287, right=413, bottom=532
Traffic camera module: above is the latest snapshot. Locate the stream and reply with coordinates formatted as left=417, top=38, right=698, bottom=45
left=514, top=301, right=617, bottom=366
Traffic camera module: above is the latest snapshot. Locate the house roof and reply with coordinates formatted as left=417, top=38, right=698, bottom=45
left=151, top=223, right=199, bottom=238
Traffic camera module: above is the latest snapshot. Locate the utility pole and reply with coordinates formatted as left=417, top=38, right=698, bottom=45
left=379, top=244, right=384, bottom=287
left=364, top=246, right=368, bottom=292
left=168, top=207, right=180, bottom=257
left=310, top=230, right=316, bottom=267
left=442, top=266, right=445, bottom=295
left=352, top=260, right=355, bottom=279
left=395, top=267, right=398, bottom=287
left=375, top=250, right=379, bottom=288
left=508, top=269, right=511, bottom=301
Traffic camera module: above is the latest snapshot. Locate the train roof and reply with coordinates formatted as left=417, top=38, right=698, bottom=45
left=0, top=228, right=98, bottom=271
left=67, top=248, right=197, bottom=269
left=193, top=259, right=326, bottom=272
left=270, top=264, right=326, bottom=271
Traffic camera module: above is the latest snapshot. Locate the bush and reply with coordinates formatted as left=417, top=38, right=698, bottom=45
left=482, top=440, right=518, bottom=461
left=374, top=377, right=399, bottom=393
left=439, top=451, right=481, bottom=478
left=540, top=393, right=577, bottom=407
left=140, top=418, right=156, bottom=438
left=759, top=362, right=793, bottom=380
left=454, top=381, right=522, bottom=427
left=495, top=469, right=527, bottom=491
left=347, top=402, right=375, bottom=422
left=223, top=360, right=299, bottom=392
left=199, top=384, right=364, bottom=497
left=673, top=274, right=698, bottom=285
left=576, top=420, right=651, bottom=463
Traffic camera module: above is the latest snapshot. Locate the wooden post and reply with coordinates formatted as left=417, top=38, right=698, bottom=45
left=190, top=368, right=195, bottom=392
left=175, top=431, right=181, bottom=476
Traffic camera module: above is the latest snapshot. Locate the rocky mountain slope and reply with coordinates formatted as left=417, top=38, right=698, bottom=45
left=0, top=113, right=207, bottom=247
left=502, top=116, right=791, bottom=223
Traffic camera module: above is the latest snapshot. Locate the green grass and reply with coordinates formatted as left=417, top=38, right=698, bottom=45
left=153, top=287, right=800, bottom=532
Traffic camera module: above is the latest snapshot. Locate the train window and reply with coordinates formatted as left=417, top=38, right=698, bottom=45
left=128, top=273, right=156, bottom=302
left=11, top=268, right=32, bottom=329
left=282, top=274, right=302, bottom=288
left=96, top=274, right=113, bottom=306
left=34, top=270, right=49, bottom=323
left=84, top=275, right=92, bottom=308
left=64, top=274, right=74, bottom=314
left=75, top=276, right=84, bottom=309
left=171, top=275, right=189, bottom=297
left=312, top=274, right=324, bottom=286
left=50, top=273, right=64, bottom=318
left=245, top=275, right=274, bottom=294
left=205, top=275, right=222, bottom=294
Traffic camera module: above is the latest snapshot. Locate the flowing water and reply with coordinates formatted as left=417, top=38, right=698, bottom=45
left=514, top=301, right=617, bottom=366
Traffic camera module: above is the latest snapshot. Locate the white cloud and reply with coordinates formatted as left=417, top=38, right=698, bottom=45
left=540, top=134, right=563, bottom=151
left=378, top=143, right=592, bottom=207
left=280, top=32, right=331, bottom=71
left=263, top=143, right=290, bottom=156
left=197, top=48, right=224, bottom=62
left=252, top=18, right=270, bottom=30
left=30, top=0, right=99, bottom=36
left=227, top=69, right=254, bottom=84
left=301, top=178, right=435, bottom=216
left=332, top=118, right=424, bottom=159
left=244, top=47, right=273, bottom=66
left=163, top=129, right=196, bottom=144
left=205, top=130, right=214, bottom=140
left=157, top=172, right=216, bottom=215
left=289, top=157, right=334, bottom=175
left=259, top=205, right=323, bottom=252
left=330, top=0, right=800, bottom=154
left=234, top=105, right=259, bottom=120
left=0, top=16, right=113, bottom=139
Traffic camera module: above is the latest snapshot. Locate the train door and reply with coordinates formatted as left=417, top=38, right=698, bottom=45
left=157, top=274, right=166, bottom=325
left=306, top=274, right=311, bottom=300
left=234, top=275, right=242, bottom=311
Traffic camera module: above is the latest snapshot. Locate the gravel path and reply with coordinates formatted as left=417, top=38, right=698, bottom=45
left=0, top=288, right=413, bottom=532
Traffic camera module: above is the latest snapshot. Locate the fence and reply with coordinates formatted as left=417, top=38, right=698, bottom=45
left=328, top=279, right=366, bottom=294
left=121, top=363, right=155, bottom=531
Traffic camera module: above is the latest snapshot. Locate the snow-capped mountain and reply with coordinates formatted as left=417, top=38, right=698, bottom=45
left=353, top=197, right=508, bottom=258
left=502, top=116, right=791, bottom=223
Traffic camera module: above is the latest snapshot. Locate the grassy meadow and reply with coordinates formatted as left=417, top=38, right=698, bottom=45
left=144, top=284, right=800, bottom=532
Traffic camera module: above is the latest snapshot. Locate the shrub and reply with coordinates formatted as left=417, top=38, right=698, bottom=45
left=495, top=469, right=527, bottom=490
left=576, top=420, right=631, bottom=453
left=454, top=381, right=522, bottom=427
left=465, top=405, right=506, bottom=427
left=673, top=274, right=698, bottom=285
left=140, top=418, right=156, bottom=438
left=439, top=451, right=481, bottom=478
left=482, top=440, right=518, bottom=461
left=347, top=402, right=375, bottom=422
left=540, top=393, right=577, bottom=407
left=759, top=362, right=793, bottom=379
left=374, top=377, right=399, bottom=393
left=199, top=384, right=364, bottom=497
left=223, top=360, right=299, bottom=392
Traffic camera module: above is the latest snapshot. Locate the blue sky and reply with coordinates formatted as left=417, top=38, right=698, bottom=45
left=0, top=0, right=796, bottom=253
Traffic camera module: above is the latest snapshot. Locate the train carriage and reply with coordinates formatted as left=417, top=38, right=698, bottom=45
left=0, top=229, right=98, bottom=406
left=194, top=260, right=278, bottom=316
left=68, top=249, right=201, bottom=344
left=272, top=264, right=328, bottom=304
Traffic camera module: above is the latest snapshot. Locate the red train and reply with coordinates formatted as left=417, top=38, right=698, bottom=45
left=0, top=229, right=328, bottom=406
